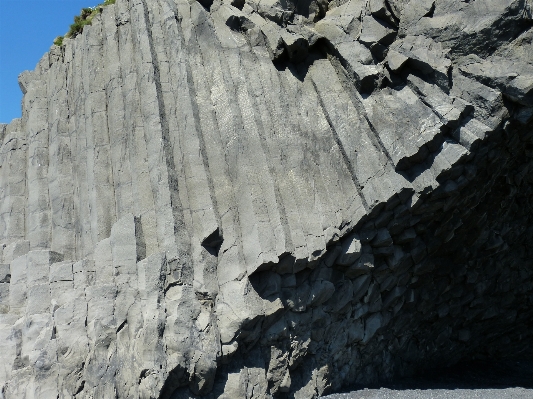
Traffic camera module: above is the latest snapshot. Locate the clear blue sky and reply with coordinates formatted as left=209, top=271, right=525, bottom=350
left=0, top=0, right=94, bottom=123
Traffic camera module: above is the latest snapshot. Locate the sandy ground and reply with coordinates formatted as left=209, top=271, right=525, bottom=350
left=321, top=360, right=533, bottom=399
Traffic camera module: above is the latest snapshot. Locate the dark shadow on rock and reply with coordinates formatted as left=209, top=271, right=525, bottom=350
left=274, top=42, right=328, bottom=82
left=201, top=228, right=223, bottom=256
left=330, top=359, right=533, bottom=394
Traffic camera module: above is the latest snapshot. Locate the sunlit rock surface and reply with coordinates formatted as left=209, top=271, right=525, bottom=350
left=0, top=0, right=532, bottom=397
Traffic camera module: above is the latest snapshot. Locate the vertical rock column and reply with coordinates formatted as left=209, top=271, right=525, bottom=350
left=101, top=6, right=135, bottom=223
left=82, top=16, right=117, bottom=252
left=131, top=0, right=181, bottom=263
left=47, top=46, right=77, bottom=259
left=110, top=214, right=142, bottom=396
left=68, top=35, right=92, bottom=259
left=137, top=2, right=220, bottom=395
left=155, top=0, right=220, bottom=293
left=0, top=119, right=27, bottom=245
left=181, top=1, right=247, bottom=284
left=54, top=258, right=90, bottom=398
left=114, top=0, right=160, bottom=258
left=24, top=60, right=51, bottom=250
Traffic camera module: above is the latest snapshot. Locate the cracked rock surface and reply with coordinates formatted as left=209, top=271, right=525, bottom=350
left=0, top=0, right=533, bottom=397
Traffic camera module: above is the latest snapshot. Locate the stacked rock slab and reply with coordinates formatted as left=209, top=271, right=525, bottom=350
left=1, top=0, right=533, bottom=397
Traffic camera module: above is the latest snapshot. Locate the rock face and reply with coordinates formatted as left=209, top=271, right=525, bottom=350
left=1, top=0, right=533, bottom=397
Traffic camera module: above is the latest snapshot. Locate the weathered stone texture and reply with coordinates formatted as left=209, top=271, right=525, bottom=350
left=0, top=0, right=532, bottom=397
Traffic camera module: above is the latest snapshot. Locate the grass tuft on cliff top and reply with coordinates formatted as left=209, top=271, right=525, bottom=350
left=53, top=0, right=116, bottom=46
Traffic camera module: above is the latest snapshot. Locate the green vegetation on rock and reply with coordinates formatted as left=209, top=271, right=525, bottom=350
left=54, top=0, right=116, bottom=46
left=53, top=36, right=64, bottom=47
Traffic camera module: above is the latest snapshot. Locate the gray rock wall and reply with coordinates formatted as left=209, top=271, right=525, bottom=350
left=0, top=0, right=532, bottom=397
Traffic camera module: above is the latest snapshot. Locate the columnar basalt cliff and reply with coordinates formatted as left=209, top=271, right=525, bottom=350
left=1, top=0, right=533, bottom=398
